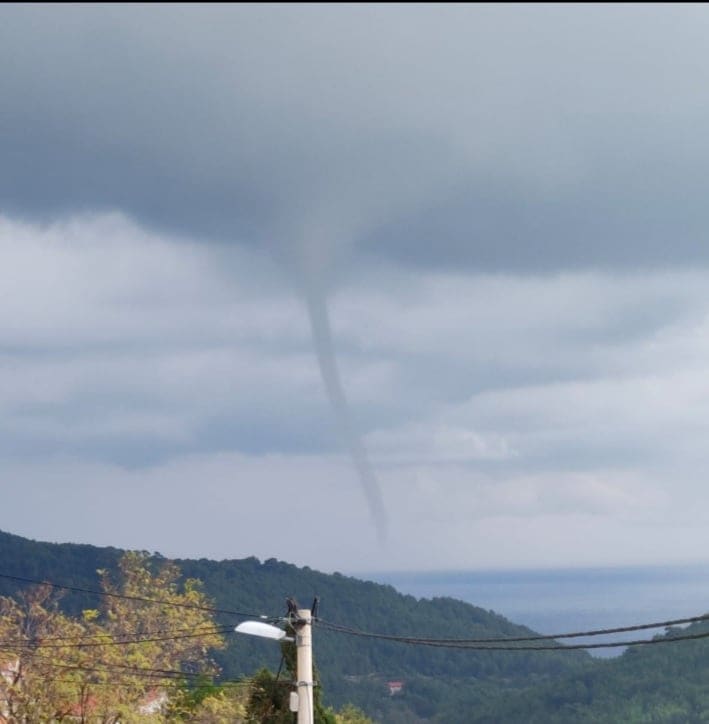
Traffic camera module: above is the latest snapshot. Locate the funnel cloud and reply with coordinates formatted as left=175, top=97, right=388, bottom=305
left=304, top=285, right=388, bottom=542
left=3, top=5, right=709, bottom=570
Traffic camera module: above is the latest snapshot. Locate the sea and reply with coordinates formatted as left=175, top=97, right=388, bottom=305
left=363, top=565, right=709, bottom=658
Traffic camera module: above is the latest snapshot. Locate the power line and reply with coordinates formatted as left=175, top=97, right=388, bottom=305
left=0, top=571, right=274, bottom=620
left=11, top=570, right=709, bottom=653
left=1, top=652, right=288, bottom=689
left=0, top=647, right=219, bottom=681
left=0, top=625, right=233, bottom=649
left=29, top=675, right=257, bottom=689
left=316, top=610, right=709, bottom=644
left=316, top=619, right=709, bottom=651
left=0, top=622, right=228, bottom=646
left=413, top=628, right=709, bottom=652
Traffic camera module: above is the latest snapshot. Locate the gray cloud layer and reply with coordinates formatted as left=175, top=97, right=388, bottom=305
left=3, top=5, right=709, bottom=273
left=3, top=6, right=709, bottom=568
left=2, top=212, right=709, bottom=568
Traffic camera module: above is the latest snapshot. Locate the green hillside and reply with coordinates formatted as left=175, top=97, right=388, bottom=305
left=5, top=529, right=709, bottom=722
left=440, top=621, right=709, bottom=723
left=0, top=528, right=588, bottom=721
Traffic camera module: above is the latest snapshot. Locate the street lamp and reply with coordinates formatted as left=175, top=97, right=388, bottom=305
left=235, top=620, right=293, bottom=641
left=235, top=607, right=314, bottom=724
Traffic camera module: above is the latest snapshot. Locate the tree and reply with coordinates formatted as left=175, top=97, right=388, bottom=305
left=0, top=584, right=96, bottom=722
left=245, top=667, right=293, bottom=723
left=245, top=630, right=345, bottom=724
left=0, top=552, right=228, bottom=722
left=331, top=703, right=373, bottom=723
left=167, top=677, right=249, bottom=722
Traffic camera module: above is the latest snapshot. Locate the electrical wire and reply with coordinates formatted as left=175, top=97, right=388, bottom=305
left=316, top=610, right=709, bottom=644
left=0, top=625, right=233, bottom=649
left=1, top=651, right=292, bottom=689
left=25, top=675, right=257, bottom=689
left=315, top=619, right=709, bottom=651
left=12, top=570, right=709, bottom=653
left=0, top=648, right=220, bottom=681
left=2, top=621, right=229, bottom=641
left=0, top=571, right=275, bottom=620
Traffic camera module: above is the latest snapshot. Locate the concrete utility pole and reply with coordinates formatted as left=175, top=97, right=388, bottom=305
left=294, top=608, right=314, bottom=724
left=235, top=600, right=316, bottom=724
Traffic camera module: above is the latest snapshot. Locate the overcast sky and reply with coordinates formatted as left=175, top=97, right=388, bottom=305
left=3, top=4, right=709, bottom=573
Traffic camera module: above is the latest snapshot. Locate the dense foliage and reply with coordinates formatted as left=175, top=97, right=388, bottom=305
left=0, top=551, right=242, bottom=722
left=7, top=529, right=709, bottom=722
left=436, top=622, right=709, bottom=723
left=0, top=529, right=589, bottom=720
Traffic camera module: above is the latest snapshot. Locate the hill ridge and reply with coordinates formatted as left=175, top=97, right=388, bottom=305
left=0, top=528, right=588, bottom=721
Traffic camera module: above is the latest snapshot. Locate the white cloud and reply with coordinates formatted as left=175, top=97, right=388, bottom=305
left=0, top=212, right=307, bottom=349
left=367, top=422, right=515, bottom=464
left=0, top=453, right=682, bottom=572
left=0, top=213, right=324, bottom=459
left=3, top=213, right=709, bottom=568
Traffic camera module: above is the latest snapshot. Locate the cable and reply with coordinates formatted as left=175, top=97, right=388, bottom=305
left=0, top=624, right=234, bottom=648
left=0, top=625, right=233, bottom=649
left=0, top=622, right=228, bottom=642
left=316, top=610, right=709, bottom=644
left=0, top=623, right=230, bottom=646
left=27, top=675, right=257, bottom=689
left=15, top=570, right=709, bottom=652
left=274, top=652, right=285, bottom=682
left=0, top=571, right=274, bottom=620
left=316, top=619, right=709, bottom=651
left=1, top=651, right=291, bottom=689
left=0, top=648, right=220, bottom=681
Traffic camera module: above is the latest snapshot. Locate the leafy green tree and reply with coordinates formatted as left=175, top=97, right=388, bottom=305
left=167, top=677, right=248, bottom=722
left=330, top=703, right=373, bottom=723
left=0, top=553, right=228, bottom=722
left=245, top=667, right=293, bottom=723
left=246, top=633, right=336, bottom=724
left=0, top=584, right=95, bottom=722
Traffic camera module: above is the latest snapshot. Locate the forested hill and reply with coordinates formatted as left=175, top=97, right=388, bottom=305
left=442, top=618, right=709, bottom=723
left=0, top=528, right=588, bottom=721
left=5, top=529, right=709, bottom=722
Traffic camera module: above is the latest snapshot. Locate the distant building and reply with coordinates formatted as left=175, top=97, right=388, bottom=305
left=138, top=688, right=169, bottom=715
left=0, top=658, right=19, bottom=684
left=0, top=659, right=167, bottom=720
left=387, top=680, right=404, bottom=696
left=0, top=658, right=20, bottom=723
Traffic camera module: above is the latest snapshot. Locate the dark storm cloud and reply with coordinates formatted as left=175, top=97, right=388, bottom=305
left=0, top=4, right=460, bottom=271
left=5, top=5, right=709, bottom=560
left=2, top=4, right=709, bottom=272
left=362, top=159, right=709, bottom=272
